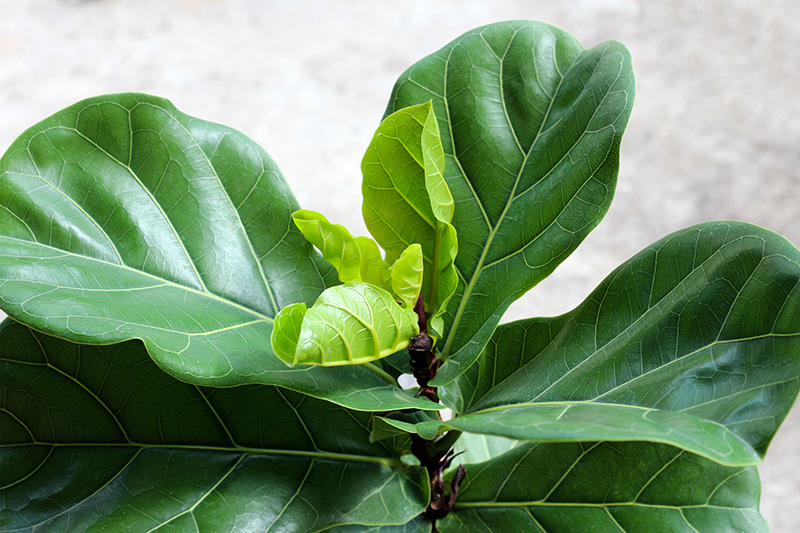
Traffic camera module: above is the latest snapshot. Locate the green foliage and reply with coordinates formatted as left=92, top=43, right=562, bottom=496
left=0, top=320, right=427, bottom=531
left=1, top=20, right=799, bottom=532
left=292, top=209, right=391, bottom=288
left=387, top=23, right=635, bottom=384
left=438, top=441, right=767, bottom=532
left=362, top=101, right=458, bottom=337
left=271, top=282, right=419, bottom=366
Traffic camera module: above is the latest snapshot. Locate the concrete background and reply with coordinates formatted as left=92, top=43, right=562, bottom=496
left=1, top=0, right=798, bottom=529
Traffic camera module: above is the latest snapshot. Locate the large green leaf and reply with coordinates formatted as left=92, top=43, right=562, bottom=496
left=271, top=282, right=419, bottom=366
left=386, top=21, right=636, bottom=384
left=362, top=101, right=458, bottom=336
left=412, top=222, right=800, bottom=465
left=438, top=441, right=767, bottom=532
left=0, top=93, right=437, bottom=412
left=0, top=319, right=428, bottom=531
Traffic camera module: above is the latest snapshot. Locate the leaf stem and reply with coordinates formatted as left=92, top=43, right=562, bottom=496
left=363, top=362, right=398, bottom=386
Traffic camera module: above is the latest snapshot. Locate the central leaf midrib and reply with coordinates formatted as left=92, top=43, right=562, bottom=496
left=6, top=441, right=403, bottom=467
left=440, top=35, right=569, bottom=360
left=0, top=235, right=273, bottom=324
left=146, top=102, right=280, bottom=314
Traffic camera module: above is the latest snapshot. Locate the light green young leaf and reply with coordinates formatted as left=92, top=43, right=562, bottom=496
left=420, top=106, right=453, bottom=223
left=292, top=209, right=390, bottom=288
left=390, top=243, right=424, bottom=307
left=272, top=282, right=420, bottom=366
left=362, top=101, right=458, bottom=336
left=270, top=301, right=306, bottom=363
left=372, top=416, right=433, bottom=442
left=386, top=22, right=636, bottom=384
left=370, top=410, right=440, bottom=444
left=448, top=433, right=521, bottom=471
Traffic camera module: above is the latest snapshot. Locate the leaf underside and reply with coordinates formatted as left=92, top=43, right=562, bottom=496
left=386, top=21, right=636, bottom=384
left=0, top=319, right=428, bottom=531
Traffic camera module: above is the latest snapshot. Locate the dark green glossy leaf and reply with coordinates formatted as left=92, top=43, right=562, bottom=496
left=428, top=222, right=800, bottom=464
left=271, top=282, right=419, bottom=366
left=387, top=404, right=761, bottom=465
left=439, top=441, right=767, bottom=532
left=386, top=21, right=636, bottom=383
left=0, top=94, right=334, bottom=369
left=0, top=319, right=428, bottom=531
left=0, top=93, right=437, bottom=412
left=362, top=101, right=458, bottom=336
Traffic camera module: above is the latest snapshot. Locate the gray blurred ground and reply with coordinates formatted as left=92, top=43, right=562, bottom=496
left=1, top=0, right=798, bottom=529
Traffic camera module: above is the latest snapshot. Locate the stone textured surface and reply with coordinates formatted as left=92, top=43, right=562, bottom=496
left=1, top=0, right=798, bottom=529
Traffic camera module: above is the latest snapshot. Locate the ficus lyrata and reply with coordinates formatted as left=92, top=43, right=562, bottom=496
left=1, top=20, right=798, bottom=532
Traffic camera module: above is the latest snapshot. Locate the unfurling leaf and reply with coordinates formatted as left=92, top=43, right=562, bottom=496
left=362, top=101, right=458, bottom=337
left=390, top=243, right=424, bottom=307
left=272, top=282, right=419, bottom=366
left=292, top=209, right=390, bottom=288
left=270, top=301, right=306, bottom=363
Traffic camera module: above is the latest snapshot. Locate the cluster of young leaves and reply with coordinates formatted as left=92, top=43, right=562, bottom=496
left=1, top=20, right=800, bottom=532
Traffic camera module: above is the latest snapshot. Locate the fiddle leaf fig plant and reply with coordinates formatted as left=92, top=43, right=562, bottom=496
left=1, top=20, right=799, bottom=532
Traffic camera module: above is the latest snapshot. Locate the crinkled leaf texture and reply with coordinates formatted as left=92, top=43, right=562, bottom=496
left=0, top=319, right=428, bottom=531
left=0, top=93, right=436, bottom=412
left=271, top=282, right=419, bottom=366
left=362, top=101, right=458, bottom=336
left=292, top=209, right=391, bottom=288
left=438, top=441, right=768, bottom=532
left=386, top=21, right=636, bottom=384
left=390, top=222, right=800, bottom=465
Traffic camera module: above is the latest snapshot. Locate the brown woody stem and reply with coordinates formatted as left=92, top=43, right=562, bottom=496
left=407, top=294, right=464, bottom=528
left=409, top=294, right=439, bottom=402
